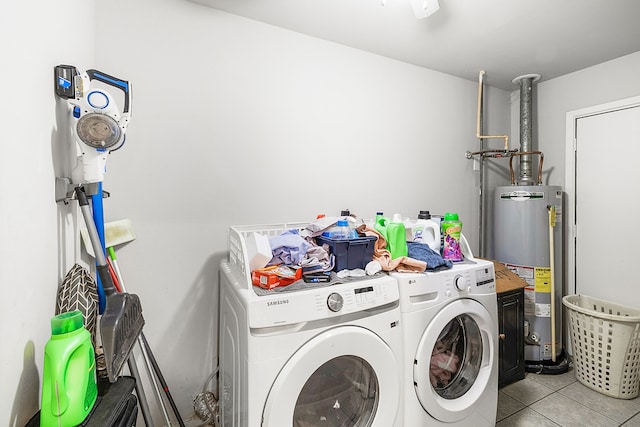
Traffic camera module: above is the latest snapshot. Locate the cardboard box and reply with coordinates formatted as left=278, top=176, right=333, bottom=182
left=487, top=259, right=528, bottom=294
left=251, top=265, right=302, bottom=290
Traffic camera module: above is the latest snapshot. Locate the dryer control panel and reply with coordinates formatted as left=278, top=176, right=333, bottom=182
left=391, top=259, right=496, bottom=311
left=249, top=275, right=400, bottom=328
left=474, top=265, right=495, bottom=288
left=444, top=263, right=495, bottom=295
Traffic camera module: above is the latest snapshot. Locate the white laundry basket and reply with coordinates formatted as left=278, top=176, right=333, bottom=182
left=563, top=294, right=640, bottom=399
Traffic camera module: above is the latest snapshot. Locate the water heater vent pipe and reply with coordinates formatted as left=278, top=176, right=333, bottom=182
left=512, top=73, right=541, bottom=185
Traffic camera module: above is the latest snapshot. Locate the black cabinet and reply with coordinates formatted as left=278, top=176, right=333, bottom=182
left=497, top=288, right=525, bottom=388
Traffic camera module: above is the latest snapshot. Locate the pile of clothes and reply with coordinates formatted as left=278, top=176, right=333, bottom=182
left=265, top=216, right=453, bottom=277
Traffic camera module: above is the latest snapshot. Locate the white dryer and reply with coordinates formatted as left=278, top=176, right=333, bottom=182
left=219, top=223, right=404, bottom=427
left=391, top=259, right=498, bottom=427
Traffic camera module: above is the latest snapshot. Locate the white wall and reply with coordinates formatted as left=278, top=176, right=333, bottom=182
left=535, top=51, right=640, bottom=185
left=0, top=1, right=96, bottom=425
left=90, top=0, right=508, bottom=422
left=14, top=0, right=640, bottom=424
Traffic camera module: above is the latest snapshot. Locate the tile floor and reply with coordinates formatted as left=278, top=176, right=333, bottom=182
left=498, top=367, right=640, bottom=426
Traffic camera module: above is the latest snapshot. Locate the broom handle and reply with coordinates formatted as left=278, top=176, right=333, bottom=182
left=140, top=332, right=187, bottom=427
left=549, top=205, right=557, bottom=363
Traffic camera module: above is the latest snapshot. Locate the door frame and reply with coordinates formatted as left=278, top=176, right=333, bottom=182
left=564, top=95, right=640, bottom=295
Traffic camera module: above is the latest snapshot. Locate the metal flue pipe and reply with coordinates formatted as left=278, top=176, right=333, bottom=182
left=512, top=73, right=541, bottom=185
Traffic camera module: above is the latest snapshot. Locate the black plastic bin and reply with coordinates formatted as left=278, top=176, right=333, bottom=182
left=315, top=235, right=377, bottom=272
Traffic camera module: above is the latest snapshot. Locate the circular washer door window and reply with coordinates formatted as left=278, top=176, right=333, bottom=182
left=294, top=355, right=378, bottom=426
left=262, top=326, right=400, bottom=427
left=413, top=299, right=495, bottom=423
left=430, top=314, right=482, bottom=399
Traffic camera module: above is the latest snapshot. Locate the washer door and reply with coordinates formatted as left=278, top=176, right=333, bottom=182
left=262, top=326, right=400, bottom=427
left=413, top=299, right=495, bottom=423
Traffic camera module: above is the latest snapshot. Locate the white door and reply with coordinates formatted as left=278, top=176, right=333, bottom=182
left=262, top=326, right=400, bottom=427
left=412, top=299, right=495, bottom=423
left=566, top=97, right=640, bottom=308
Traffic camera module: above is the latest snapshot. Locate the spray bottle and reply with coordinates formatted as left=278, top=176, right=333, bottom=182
left=41, top=311, right=98, bottom=427
left=387, top=213, right=408, bottom=259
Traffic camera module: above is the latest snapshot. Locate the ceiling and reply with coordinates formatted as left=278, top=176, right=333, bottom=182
left=188, top=0, right=640, bottom=90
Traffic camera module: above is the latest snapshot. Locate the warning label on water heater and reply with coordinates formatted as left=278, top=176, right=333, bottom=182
left=506, top=263, right=551, bottom=317
left=535, top=303, right=551, bottom=317
left=535, top=268, right=551, bottom=293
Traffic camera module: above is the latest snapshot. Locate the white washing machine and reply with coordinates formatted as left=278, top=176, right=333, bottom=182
left=391, top=259, right=498, bottom=427
left=218, top=224, right=404, bottom=427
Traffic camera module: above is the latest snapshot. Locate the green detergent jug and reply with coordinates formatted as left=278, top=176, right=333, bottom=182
left=387, top=213, right=408, bottom=259
left=41, top=310, right=97, bottom=427
left=374, top=212, right=389, bottom=241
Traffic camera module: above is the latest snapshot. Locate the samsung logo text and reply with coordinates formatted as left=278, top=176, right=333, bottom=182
left=267, top=299, right=289, bottom=307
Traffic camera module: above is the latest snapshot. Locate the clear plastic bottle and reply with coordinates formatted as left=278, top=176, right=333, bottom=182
left=322, top=219, right=352, bottom=239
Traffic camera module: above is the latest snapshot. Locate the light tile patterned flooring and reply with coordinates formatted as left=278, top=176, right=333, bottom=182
left=498, top=368, right=640, bottom=426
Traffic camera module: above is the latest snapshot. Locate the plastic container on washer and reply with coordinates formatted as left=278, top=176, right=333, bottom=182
left=315, top=235, right=378, bottom=271
left=386, top=214, right=408, bottom=259
left=411, top=210, right=441, bottom=252
left=374, top=212, right=389, bottom=241
left=322, top=220, right=357, bottom=239
left=441, top=212, right=463, bottom=261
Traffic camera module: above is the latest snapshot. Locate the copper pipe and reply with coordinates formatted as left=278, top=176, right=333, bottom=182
left=509, top=151, right=544, bottom=185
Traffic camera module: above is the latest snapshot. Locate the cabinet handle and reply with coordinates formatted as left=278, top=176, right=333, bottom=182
left=499, top=333, right=506, bottom=340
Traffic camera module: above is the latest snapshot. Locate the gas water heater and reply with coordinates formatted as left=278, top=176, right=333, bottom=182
left=494, top=185, right=563, bottom=363
left=493, top=74, right=565, bottom=368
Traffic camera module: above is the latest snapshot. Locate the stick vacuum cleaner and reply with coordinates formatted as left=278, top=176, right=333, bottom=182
left=55, top=65, right=132, bottom=184
left=55, top=65, right=143, bottom=382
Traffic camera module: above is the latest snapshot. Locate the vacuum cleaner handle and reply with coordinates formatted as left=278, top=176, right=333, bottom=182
left=75, top=186, right=117, bottom=296
left=86, top=69, right=132, bottom=114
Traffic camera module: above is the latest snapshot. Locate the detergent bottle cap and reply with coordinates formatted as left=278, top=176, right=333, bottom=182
left=418, top=210, right=431, bottom=220
left=444, top=212, right=459, bottom=221
left=341, top=210, right=351, bottom=217
left=392, top=213, right=403, bottom=223
left=51, top=311, right=84, bottom=336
